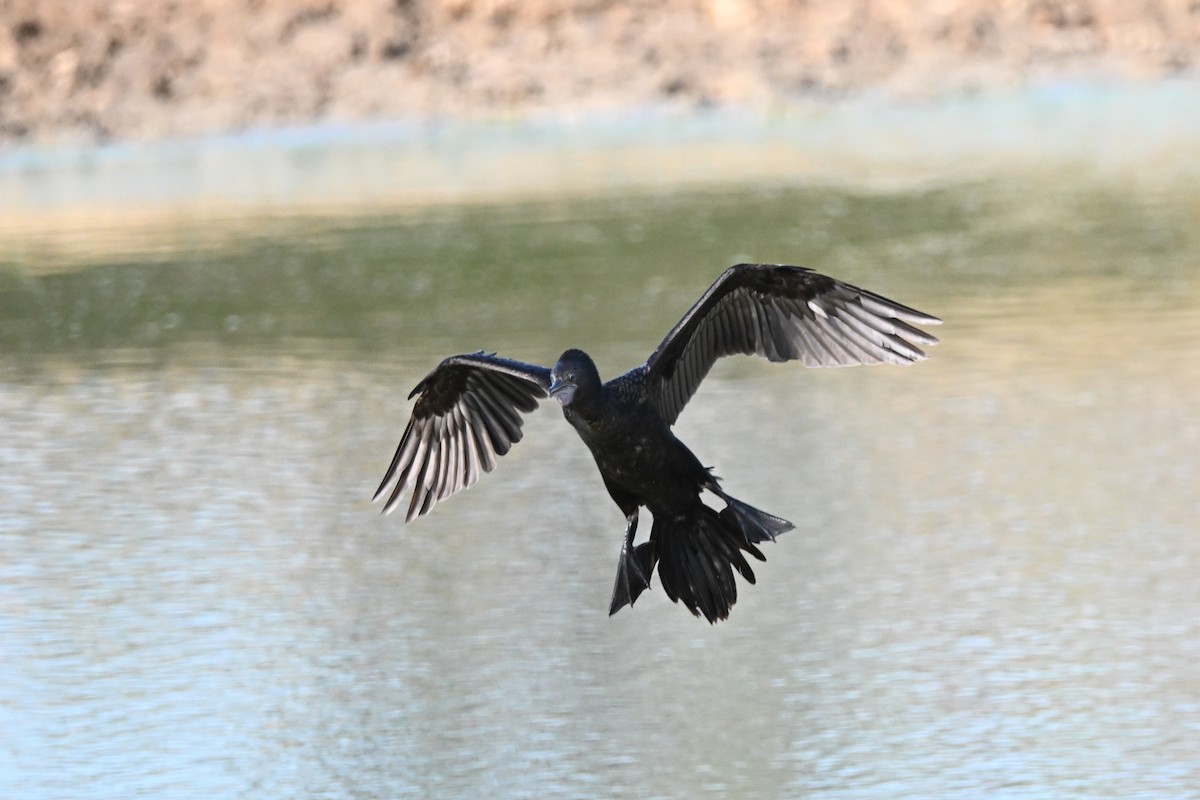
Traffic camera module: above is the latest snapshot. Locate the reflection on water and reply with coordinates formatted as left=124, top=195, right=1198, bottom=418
left=2, top=179, right=1199, bottom=798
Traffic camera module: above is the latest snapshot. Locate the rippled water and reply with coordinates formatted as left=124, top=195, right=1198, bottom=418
left=2, top=176, right=1199, bottom=798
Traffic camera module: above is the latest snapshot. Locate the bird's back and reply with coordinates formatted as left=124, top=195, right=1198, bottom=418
left=604, top=364, right=653, bottom=410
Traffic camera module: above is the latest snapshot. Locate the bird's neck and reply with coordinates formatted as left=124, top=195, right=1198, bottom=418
left=562, top=384, right=610, bottom=432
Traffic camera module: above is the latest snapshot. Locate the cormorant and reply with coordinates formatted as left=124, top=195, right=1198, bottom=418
left=374, top=263, right=940, bottom=622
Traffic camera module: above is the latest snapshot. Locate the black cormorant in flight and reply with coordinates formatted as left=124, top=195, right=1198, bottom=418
left=374, top=264, right=940, bottom=622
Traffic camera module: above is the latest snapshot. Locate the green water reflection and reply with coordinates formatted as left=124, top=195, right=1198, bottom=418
left=5, top=177, right=1195, bottom=363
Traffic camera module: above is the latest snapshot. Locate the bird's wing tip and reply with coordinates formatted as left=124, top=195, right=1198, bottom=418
left=915, top=330, right=941, bottom=346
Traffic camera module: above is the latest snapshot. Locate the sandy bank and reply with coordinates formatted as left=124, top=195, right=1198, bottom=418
left=2, top=0, right=1198, bottom=146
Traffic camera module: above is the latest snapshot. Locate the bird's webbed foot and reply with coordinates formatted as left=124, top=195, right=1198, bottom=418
left=608, top=512, right=657, bottom=616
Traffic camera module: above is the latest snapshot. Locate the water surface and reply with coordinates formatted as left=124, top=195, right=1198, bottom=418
left=2, top=176, right=1198, bottom=798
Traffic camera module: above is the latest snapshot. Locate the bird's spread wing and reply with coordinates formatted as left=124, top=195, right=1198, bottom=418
left=373, top=352, right=552, bottom=521
left=644, top=264, right=942, bottom=425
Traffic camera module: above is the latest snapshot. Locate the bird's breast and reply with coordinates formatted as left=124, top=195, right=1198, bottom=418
left=593, top=426, right=699, bottom=504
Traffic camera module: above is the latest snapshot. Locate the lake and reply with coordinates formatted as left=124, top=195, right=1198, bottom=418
left=2, top=100, right=1199, bottom=798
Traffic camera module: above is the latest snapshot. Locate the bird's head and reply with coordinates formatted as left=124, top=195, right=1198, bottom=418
left=549, top=348, right=600, bottom=407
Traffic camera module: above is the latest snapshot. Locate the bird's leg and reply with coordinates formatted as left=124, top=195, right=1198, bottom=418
left=609, top=510, right=654, bottom=615
left=621, top=510, right=645, bottom=581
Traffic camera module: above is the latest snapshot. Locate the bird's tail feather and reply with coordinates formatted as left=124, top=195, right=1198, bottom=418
left=720, top=496, right=795, bottom=543
left=653, top=504, right=769, bottom=623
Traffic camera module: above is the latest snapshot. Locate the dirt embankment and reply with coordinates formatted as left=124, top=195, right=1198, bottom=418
left=1, top=0, right=1197, bottom=146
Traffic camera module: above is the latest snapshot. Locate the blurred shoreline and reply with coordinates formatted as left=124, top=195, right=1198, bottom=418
left=3, top=1, right=1200, bottom=257
left=3, top=80, right=1199, bottom=228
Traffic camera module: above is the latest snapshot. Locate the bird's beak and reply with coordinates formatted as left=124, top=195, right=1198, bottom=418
left=548, top=379, right=576, bottom=407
